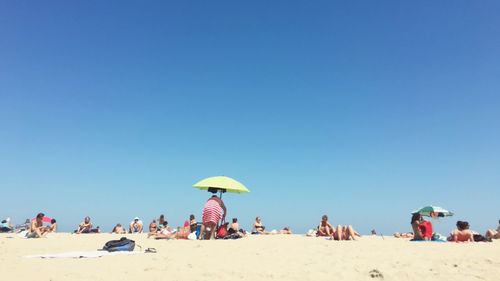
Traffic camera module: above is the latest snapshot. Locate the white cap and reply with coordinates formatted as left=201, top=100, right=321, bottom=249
left=134, top=217, right=140, bottom=221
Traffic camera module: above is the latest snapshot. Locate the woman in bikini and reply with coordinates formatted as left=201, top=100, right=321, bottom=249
left=252, top=216, right=268, bottom=234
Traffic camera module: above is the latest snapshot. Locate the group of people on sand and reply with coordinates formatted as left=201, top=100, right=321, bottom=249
left=25, top=213, right=58, bottom=238
left=393, top=213, right=500, bottom=243
left=314, top=215, right=361, bottom=240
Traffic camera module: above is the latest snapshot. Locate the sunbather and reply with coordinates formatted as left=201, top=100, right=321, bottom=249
left=485, top=220, right=500, bottom=239
left=448, top=221, right=474, bottom=242
left=280, top=227, right=292, bottom=234
left=76, top=216, right=99, bottom=234
left=28, top=213, right=48, bottom=238
left=317, top=215, right=334, bottom=237
left=158, top=214, right=166, bottom=231
left=199, top=194, right=226, bottom=240
left=394, top=232, right=414, bottom=238
left=111, top=223, right=126, bottom=234
left=252, top=216, right=269, bottom=234
left=410, top=213, right=426, bottom=240
left=129, top=217, right=143, bottom=233
left=47, top=219, right=57, bottom=233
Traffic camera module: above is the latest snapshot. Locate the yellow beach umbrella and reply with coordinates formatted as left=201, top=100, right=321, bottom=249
left=193, top=176, right=250, bottom=198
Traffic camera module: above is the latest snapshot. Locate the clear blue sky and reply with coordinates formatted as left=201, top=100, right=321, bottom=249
left=1, top=1, right=499, bottom=235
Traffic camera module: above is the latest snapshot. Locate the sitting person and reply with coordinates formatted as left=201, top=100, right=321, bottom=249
left=149, top=220, right=158, bottom=233
left=149, top=221, right=172, bottom=238
left=76, top=216, right=99, bottom=233
left=111, top=223, right=126, bottom=234
left=129, top=217, right=143, bottom=233
left=252, top=216, right=268, bottom=234
left=28, top=213, right=48, bottom=238
left=47, top=219, right=57, bottom=233
left=227, top=218, right=246, bottom=237
left=410, top=213, right=429, bottom=241
left=158, top=215, right=166, bottom=231
left=485, top=219, right=500, bottom=240
left=448, top=221, right=474, bottom=242
left=189, top=214, right=198, bottom=233
left=317, top=215, right=334, bottom=237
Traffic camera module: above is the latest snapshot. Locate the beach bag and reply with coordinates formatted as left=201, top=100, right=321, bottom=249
left=102, top=237, right=135, bottom=252
left=216, top=223, right=228, bottom=239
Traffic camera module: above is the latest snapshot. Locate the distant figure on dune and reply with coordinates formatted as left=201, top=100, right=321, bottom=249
left=129, top=217, right=143, bottom=234
left=280, top=226, right=292, bottom=234
left=448, top=221, right=474, bottom=242
left=199, top=193, right=226, bottom=240
left=485, top=220, right=500, bottom=240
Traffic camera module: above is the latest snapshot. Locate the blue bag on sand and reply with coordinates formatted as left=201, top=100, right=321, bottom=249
left=102, top=237, right=135, bottom=252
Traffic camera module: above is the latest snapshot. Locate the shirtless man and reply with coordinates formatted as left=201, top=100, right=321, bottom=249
left=449, top=221, right=474, bottom=242
left=317, top=215, right=335, bottom=236
left=28, top=213, right=48, bottom=238
left=76, top=216, right=93, bottom=234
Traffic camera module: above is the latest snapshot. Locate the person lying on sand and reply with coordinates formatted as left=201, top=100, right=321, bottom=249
left=28, top=213, right=48, bottom=238
left=393, top=232, right=414, bottom=238
left=485, top=220, right=500, bottom=239
left=280, top=227, right=292, bottom=234
left=333, top=225, right=361, bottom=241
left=448, top=221, right=474, bottom=242
left=111, top=223, right=126, bottom=234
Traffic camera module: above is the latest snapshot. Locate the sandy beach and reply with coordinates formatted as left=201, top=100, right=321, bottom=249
left=1, top=233, right=499, bottom=281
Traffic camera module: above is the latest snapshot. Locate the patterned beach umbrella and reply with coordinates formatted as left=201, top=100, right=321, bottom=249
left=412, top=206, right=453, bottom=218
left=193, top=176, right=249, bottom=198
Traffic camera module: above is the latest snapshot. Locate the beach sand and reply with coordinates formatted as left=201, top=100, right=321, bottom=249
left=1, top=233, right=499, bottom=281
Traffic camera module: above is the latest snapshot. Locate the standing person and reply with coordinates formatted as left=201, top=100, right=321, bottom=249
left=129, top=217, right=144, bottom=233
left=28, top=213, right=48, bottom=238
left=199, top=194, right=226, bottom=240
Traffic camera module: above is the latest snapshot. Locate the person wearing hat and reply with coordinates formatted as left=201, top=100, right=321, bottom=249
left=129, top=217, right=143, bottom=233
